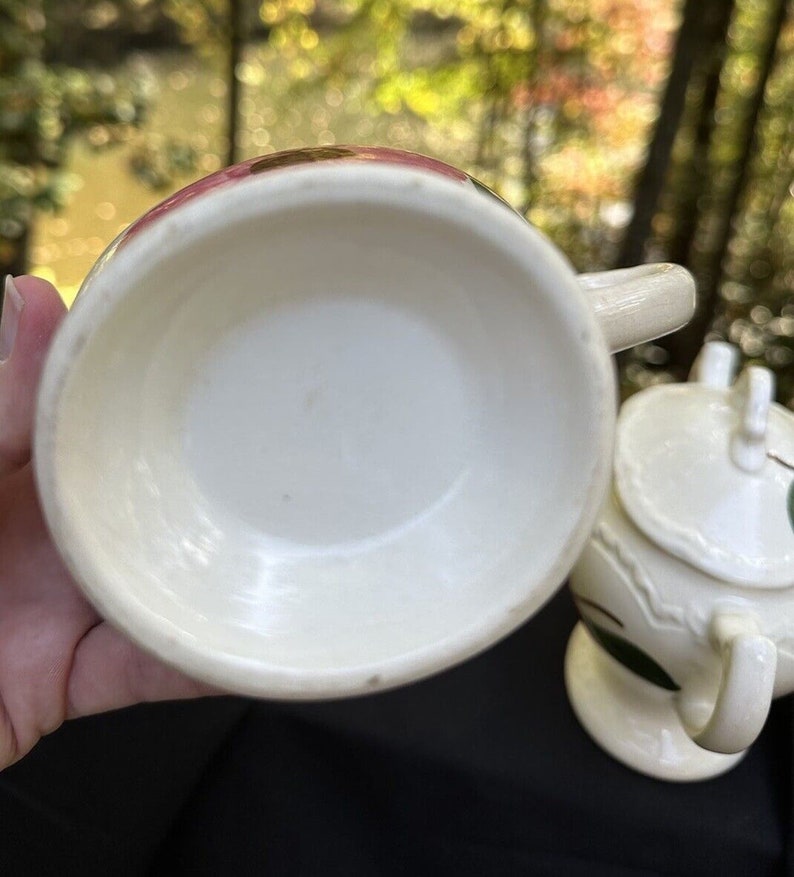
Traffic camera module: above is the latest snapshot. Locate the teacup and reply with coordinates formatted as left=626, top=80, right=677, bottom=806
left=34, top=145, right=695, bottom=699
left=567, top=341, right=794, bottom=781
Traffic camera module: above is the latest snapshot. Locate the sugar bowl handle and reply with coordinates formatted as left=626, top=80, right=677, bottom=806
left=678, top=613, right=777, bottom=755
left=577, top=263, right=696, bottom=354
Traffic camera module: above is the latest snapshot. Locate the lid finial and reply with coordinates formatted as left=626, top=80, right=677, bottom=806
left=689, top=341, right=739, bottom=388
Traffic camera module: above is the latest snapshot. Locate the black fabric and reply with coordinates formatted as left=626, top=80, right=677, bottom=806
left=0, top=591, right=791, bottom=876
left=0, top=696, right=249, bottom=875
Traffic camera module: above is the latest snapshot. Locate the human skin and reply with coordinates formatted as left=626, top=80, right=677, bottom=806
left=0, top=275, right=216, bottom=770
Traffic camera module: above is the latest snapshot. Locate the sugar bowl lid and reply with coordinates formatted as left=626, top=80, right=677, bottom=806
left=614, top=342, right=794, bottom=588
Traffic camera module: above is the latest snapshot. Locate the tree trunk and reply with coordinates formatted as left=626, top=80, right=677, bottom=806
left=226, top=0, right=244, bottom=167
left=615, top=0, right=722, bottom=269
left=666, top=0, right=789, bottom=368
left=664, top=13, right=731, bottom=269
left=518, top=0, right=547, bottom=215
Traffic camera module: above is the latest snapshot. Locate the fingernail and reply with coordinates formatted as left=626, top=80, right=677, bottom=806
left=0, top=276, right=24, bottom=362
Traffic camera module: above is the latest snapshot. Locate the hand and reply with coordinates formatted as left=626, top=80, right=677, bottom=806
left=0, top=275, right=216, bottom=769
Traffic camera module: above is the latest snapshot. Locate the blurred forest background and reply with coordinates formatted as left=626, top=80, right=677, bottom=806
left=1, top=0, right=793, bottom=401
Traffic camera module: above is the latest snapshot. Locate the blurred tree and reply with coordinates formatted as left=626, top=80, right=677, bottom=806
left=6, top=0, right=792, bottom=407
left=163, top=0, right=266, bottom=164
left=620, top=0, right=794, bottom=402
left=41, top=0, right=182, bottom=67
left=0, top=0, right=679, bottom=278
left=617, top=0, right=735, bottom=271
left=0, top=0, right=149, bottom=275
left=260, top=0, right=675, bottom=269
left=713, top=0, right=794, bottom=402
left=672, top=0, right=789, bottom=369
left=228, top=0, right=244, bottom=163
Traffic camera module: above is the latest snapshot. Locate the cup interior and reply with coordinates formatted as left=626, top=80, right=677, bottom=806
left=36, top=165, right=612, bottom=697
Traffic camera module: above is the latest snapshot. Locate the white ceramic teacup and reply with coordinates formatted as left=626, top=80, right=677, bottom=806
left=34, top=146, right=695, bottom=699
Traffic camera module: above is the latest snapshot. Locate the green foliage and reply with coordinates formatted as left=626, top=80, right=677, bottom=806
left=5, top=0, right=792, bottom=401
left=0, top=0, right=150, bottom=270
left=128, top=135, right=199, bottom=188
left=247, top=0, right=673, bottom=270
left=3, top=0, right=677, bottom=278
left=158, top=0, right=794, bottom=401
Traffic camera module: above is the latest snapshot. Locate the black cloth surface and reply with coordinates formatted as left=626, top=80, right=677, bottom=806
left=0, top=590, right=791, bottom=876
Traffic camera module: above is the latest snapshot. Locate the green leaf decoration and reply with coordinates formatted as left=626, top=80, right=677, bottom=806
left=583, top=618, right=680, bottom=691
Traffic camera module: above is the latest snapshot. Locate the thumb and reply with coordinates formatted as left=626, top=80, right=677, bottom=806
left=0, top=276, right=66, bottom=477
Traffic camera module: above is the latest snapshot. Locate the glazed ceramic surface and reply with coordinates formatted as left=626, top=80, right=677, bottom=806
left=567, top=341, right=794, bottom=781
left=35, top=146, right=695, bottom=699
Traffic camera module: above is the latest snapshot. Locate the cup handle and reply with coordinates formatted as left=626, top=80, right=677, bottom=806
left=577, top=263, right=696, bottom=354
left=678, top=613, right=777, bottom=755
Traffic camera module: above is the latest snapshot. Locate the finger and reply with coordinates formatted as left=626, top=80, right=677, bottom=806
left=0, top=467, right=100, bottom=766
left=66, top=622, right=221, bottom=719
left=0, top=276, right=66, bottom=477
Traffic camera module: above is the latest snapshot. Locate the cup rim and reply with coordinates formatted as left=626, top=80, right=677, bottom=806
left=34, top=161, right=616, bottom=698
